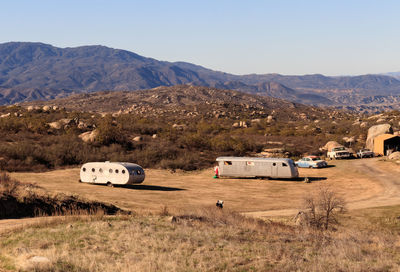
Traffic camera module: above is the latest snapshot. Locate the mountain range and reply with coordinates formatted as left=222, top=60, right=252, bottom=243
left=1, top=42, right=400, bottom=112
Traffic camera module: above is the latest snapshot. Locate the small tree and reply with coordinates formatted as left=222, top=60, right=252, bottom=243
left=303, top=185, right=346, bottom=230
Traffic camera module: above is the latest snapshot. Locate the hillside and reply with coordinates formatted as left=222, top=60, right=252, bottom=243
left=23, top=85, right=310, bottom=114
left=2, top=42, right=400, bottom=110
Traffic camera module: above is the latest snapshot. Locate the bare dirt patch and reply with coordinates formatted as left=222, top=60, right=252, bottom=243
left=7, top=158, right=398, bottom=219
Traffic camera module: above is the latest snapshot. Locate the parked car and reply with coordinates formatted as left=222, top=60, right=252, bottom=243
left=295, top=156, right=328, bottom=168
left=357, top=149, right=374, bottom=158
left=327, top=146, right=352, bottom=160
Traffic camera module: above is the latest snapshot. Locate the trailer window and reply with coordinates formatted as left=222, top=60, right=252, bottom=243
left=272, top=163, right=276, bottom=166
left=224, top=161, right=232, bottom=165
left=282, top=163, right=288, bottom=167
left=122, top=170, right=126, bottom=174
left=115, top=169, right=119, bottom=174
left=99, top=168, right=103, bottom=173
left=91, top=168, right=95, bottom=172
left=109, top=169, right=113, bottom=174
left=246, top=161, right=254, bottom=166
left=136, top=170, right=142, bottom=175
left=82, top=167, right=86, bottom=172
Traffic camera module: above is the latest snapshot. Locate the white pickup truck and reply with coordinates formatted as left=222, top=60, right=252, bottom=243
left=327, top=146, right=352, bottom=160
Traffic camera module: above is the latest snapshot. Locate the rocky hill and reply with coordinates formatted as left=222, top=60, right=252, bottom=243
left=24, top=85, right=324, bottom=121
left=2, top=42, right=400, bottom=111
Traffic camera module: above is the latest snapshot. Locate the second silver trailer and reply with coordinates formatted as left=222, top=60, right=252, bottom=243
left=216, top=157, right=298, bottom=179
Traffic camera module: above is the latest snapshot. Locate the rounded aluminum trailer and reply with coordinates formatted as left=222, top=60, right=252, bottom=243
left=216, top=157, right=298, bottom=179
left=80, top=162, right=145, bottom=186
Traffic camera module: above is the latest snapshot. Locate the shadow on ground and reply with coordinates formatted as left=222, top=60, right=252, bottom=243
left=217, top=177, right=327, bottom=182
left=117, top=184, right=185, bottom=191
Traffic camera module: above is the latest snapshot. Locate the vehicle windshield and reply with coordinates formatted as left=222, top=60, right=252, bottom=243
left=361, top=149, right=371, bottom=152
left=311, top=157, right=321, bottom=161
left=334, top=147, right=345, bottom=151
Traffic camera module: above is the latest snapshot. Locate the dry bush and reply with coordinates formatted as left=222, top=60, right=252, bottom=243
left=302, top=185, right=346, bottom=230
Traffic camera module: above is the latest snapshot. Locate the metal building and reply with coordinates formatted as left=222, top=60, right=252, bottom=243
left=373, top=134, right=400, bottom=156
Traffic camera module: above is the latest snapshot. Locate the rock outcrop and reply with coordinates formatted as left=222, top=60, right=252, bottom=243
left=322, top=141, right=342, bottom=151
left=366, top=124, right=393, bottom=150
left=388, top=152, right=400, bottom=160
left=79, top=129, right=98, bottom=142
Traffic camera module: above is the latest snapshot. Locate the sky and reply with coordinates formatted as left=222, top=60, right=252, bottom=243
left=1, top=0, right=399, bottom=76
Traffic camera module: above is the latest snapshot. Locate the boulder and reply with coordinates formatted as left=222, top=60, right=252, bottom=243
left=27, top=106, right=34, bottom=111
left=132, top=136, right=143, bottom=142
left=366, top=124, right=393, bottom=150
left=172, top=124, right=186, bottom=130
left=77, top=121, right=88, bottom=129
left=360, top=122, right=368, bottom=128
left=342, top=136, right=355, bottom=144
left=42, top=105, right=51, bottom=112
left=79, top=130, right=98, bottom=142
left=388, top=152, right=400, bottom=160
left=152, top=134, right=158, bottom=139
left=0, top=113, right=10, bottom=118
left=322, top=141, right=342, bottom=151
left=48, top=121, right=62, bottom=130
left=376, top=118, right=386, bottom=123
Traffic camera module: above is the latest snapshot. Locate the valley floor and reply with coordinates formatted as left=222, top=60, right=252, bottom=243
left=3, top=157, right=400, bottom=225
left=1, top=158, right=400, bottom=271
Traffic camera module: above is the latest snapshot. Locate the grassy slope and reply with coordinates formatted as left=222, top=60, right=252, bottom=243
left=0, top=207, right=399, bottom=272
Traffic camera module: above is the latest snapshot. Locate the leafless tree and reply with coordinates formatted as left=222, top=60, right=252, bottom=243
left=303, top=185, right=346, bottom=230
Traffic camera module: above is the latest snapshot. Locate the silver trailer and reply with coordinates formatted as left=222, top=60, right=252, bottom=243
left=80, top=161, right=145, bottom=186
left=216, top=157, right=298, bottom=179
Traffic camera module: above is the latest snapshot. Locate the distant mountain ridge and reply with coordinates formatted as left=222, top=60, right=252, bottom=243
left=1, top=42, right=400, bottom=111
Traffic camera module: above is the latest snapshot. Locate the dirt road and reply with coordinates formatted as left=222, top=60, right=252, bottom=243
left=1, top=158, right=399, bottom=232
left=245, top=158, right=400, bottom=217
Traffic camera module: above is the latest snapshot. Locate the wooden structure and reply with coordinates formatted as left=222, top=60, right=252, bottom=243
left=373, top=134, right=400, bottom=156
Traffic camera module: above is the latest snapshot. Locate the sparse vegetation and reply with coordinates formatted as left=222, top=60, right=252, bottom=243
left=2, top=97, right=397, bottom=172
left=0, top=206, right=399, bottom=271
left=302, top=185, right=346, bottom=230
left=0, top=173, right=123, bottom=219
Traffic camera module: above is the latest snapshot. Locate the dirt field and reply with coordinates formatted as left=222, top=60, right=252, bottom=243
left=8, top=158, right=400, bottom=217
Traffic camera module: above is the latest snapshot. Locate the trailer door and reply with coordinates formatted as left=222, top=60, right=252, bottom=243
left=271, top=162, right=278, bottom=177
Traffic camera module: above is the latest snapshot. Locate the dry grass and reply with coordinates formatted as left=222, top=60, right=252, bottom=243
left=0, top=207, right=399, bottom=272
left=0, top=172, right=123, bottom=220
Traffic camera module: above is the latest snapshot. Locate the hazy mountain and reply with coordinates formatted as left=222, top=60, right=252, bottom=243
left=2, top=42, right=400, bottom=109
left=385, top=72, right=400, bottom=79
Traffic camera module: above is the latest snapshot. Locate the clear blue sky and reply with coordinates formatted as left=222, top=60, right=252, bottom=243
left=1, top=0, right=399, bottom=76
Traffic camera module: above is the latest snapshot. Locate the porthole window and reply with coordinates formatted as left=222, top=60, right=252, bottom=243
left=99, top=168, right=103, bottom=173
left=109, top=169, right=113, bottom=174
left=82, top=167, right=86, bottom=172
left=91, top=168, right=95, bottom=172
left=122, top=170, right=126, bottom=174
left=136, top=170, right=142, bottom=175
left=272, top=163, right=276, bottom=167
left=115, top=169, right=119, bottom=174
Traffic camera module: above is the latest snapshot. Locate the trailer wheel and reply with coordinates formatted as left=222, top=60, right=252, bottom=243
left=78, top=179, right=82, bottom=183
left=106, top=182, right=114, bottom=187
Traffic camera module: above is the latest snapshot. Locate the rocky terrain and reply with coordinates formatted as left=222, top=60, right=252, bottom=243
left=2, top=42, right=400, bottom=111
left=23, top=85, right=317, bottom=118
